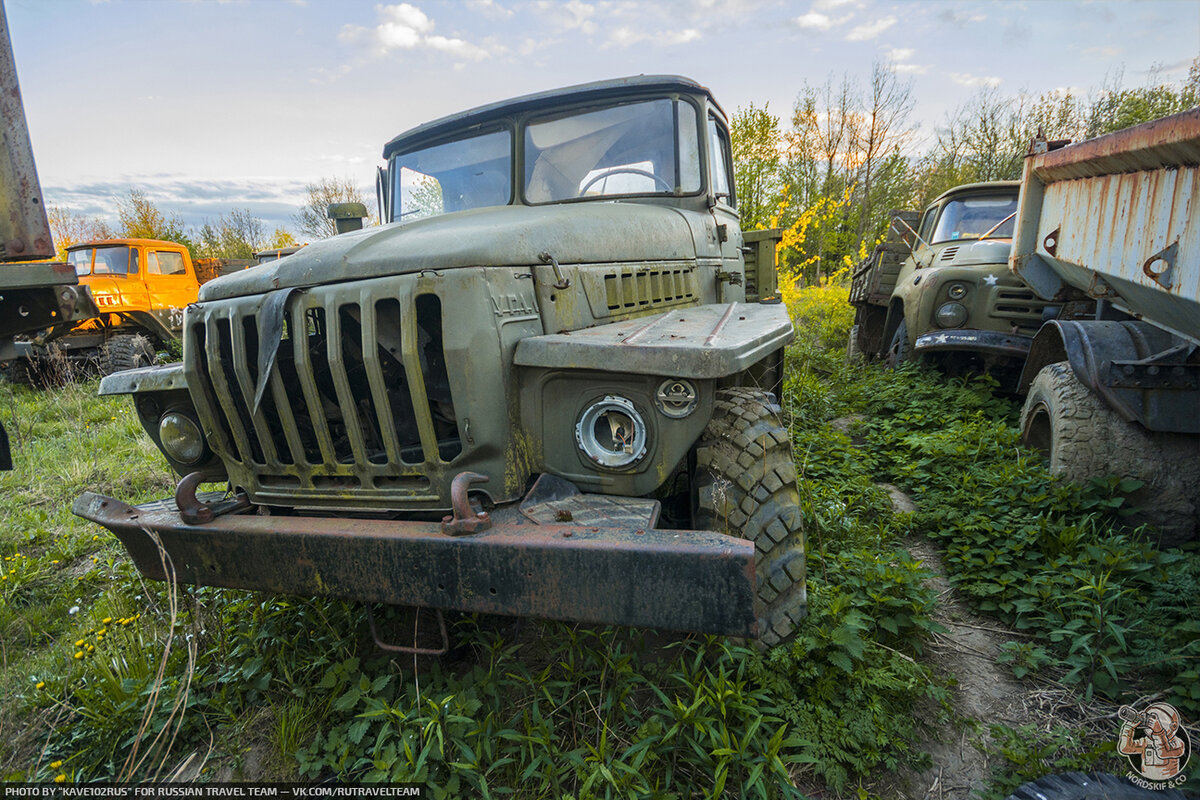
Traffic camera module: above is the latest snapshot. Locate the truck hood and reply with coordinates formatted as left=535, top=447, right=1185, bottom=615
left=199, top=203, right=700, bottom=301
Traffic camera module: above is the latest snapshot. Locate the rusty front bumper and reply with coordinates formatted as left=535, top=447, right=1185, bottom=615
left=72, top=491, right=759, bottom=638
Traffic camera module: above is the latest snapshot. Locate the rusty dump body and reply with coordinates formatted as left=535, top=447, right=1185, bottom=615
left=74, top=76, right=803, bottom=639
left=0, top=2, right=98, bottom=468
left=1013, top=108, right=1200, bottom=433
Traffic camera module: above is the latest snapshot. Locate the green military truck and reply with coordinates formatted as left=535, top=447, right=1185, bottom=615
left=849, top=181, right=1058, bottom=378
left=74, top=76, right=807, bottom=646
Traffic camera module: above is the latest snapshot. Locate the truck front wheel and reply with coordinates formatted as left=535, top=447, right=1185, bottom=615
left=99, top=334, right=155, bottom=375
left=1021, top=361, right=1199, bottom=546
left=885, top=319, right=912, bottom=369
left=693, top=387, right=807, bottom=646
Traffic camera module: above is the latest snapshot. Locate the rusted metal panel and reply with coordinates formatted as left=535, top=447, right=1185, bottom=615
left=1012, top=108, right=1200, bottom=347
left=514, top=301, right=794, bottom=377
left=72, top=491, right=759, bottom=638
left=0, top=3, right=53, bottom=262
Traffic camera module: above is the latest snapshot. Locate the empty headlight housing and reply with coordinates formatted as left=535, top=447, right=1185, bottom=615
left=158, top=412, right=206, bottom=465
left=935, top=302, right=969, bottom=328
left=575, top=395, right=648, bottom=469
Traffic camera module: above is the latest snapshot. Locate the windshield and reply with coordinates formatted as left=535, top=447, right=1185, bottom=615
left=391, top=129, right=512, bottom=222
left=525, top=98, right=700, bottom=204
left=932, top=194, right=1018, bottom=243
left=70, top=245, right=136, bottom=276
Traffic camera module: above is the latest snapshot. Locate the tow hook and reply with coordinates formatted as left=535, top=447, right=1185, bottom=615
left=441, top=472, right=492, bottom=535
left=175, top=472, right=251, bottom=525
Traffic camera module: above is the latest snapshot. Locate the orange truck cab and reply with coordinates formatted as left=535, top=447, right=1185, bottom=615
left=13, top=238, right=200, bottom=374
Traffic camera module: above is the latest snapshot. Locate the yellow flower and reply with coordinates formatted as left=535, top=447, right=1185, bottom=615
left=97, top=627, right=107, bottom=635
left=54, top=774, right=66, bottom=783
left=92, top=535, right=100, bottom=541
left=86, top=645, right=94, bottom=652
left=50, top=761, right=62, bottom=768
left=102, top=617, right=112, bottom=624
left=74, top=639, right=84, bottom=647
left=51, top=560, right=59, bottom=564
left=1, top=576, right=7, bottom=582
left=36, top=681, right=45, bottom=690
left=73, top=652, right=83, bottom=659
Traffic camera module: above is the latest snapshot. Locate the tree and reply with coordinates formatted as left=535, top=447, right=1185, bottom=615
left=730, top=104, right=783, bottom=231
left=46, top=206, right=114, bottom=259
left=116, top=189, right=191, bottom=248
left=267, top=227, right=298, bottom=249
left=854, top=62, right=914, bottom=238
left=196, top=208, right=267, bottom=259
left=293, top=177, right=374, bottom=239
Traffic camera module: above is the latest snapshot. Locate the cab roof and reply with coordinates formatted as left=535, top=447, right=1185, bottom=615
left=67, top=238, right=187, bottom=251
left=930, top=180, right=1020, bottom=207
left=382, top=75, right=722, bottom=159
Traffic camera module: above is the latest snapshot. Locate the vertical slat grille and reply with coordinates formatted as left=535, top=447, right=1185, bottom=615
left=188, top=281, right=459, bottom=505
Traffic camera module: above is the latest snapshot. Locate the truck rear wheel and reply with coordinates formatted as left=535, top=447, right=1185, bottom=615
left=1021, top=361, right=1199, bottom=546
left=694, top=387, right=807, bottom=646
left=99, top=334, right=155, bottom=375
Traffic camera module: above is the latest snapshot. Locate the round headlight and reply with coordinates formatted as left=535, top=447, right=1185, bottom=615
left=158, top=412, right=206, bottom=465
left=575, top=395, right=648, bottom=469
left=935, top=302, right=969, bottom=328
left=947, top=283, right=968, bottom=300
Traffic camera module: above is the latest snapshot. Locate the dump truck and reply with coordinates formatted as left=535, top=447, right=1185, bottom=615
left=1012, top=109, right=1200, bottom=545
left=73, top=76, right=808, bottom=646
left=8, top=237, right=201, bottom=378
left=849, top=181, right=1059, bottom=378
left=0, top=0, right=97, bottom=466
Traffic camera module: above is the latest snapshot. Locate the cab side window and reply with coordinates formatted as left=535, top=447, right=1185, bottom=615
left=707, top=114, right=734, bottom=205
left=148, top=251, right=186, bottom=275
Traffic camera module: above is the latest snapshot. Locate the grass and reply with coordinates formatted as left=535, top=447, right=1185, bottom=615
left=1, top=282, right=1197, bottom=796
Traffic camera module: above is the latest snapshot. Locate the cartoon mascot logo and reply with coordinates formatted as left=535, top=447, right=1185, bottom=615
left=1118, top=702, right=1191, bottom=787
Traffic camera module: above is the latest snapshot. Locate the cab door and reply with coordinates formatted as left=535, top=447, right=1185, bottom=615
left=143, top=247, right=198, bottom=334
left=706, top=112, right=745, bottom=304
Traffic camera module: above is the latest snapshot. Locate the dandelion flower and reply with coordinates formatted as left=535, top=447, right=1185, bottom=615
left=1, top=576, right=7, bottom=582
left=36, top=681, right=45, bottom=690
left=74, top=639, right=84, bottom=647
left=91, top=535, right=99, bottom=541
left=54, top=774, right=66, bottom=783
left=52, top=560, right=59, bottom=564
left=102, top=617, right=112, bottom=624
left=50, top=761, right=62, bottom=768
left=73, top=652, right=83, bottom=659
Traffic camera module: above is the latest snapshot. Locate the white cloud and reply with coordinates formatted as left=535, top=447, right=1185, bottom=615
left=813, top=0, right=858, bottom=9
left=466, top=0, right=513, bottom=18
left=950, top=72, right=1002, bottom=88
left=845, top=15, right=895, bottom=41
left=340, top=3, right=496, bottom=61
left=608, top=25, right=702, bottom=47
left=535, top=0, right=597, bottom=34
left=886, top=47, right=915, bottom=61
left=795, top=11, right=835, bottom=30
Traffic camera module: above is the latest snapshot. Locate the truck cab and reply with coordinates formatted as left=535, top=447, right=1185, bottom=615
left=850, top=181, right=1058, bottom=377
left=9, top=238, right=200, bottom=376
left=75, top=76, right=807, bottom=645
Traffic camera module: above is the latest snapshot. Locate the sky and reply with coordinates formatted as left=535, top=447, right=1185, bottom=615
left=6, top=0, right=1200, bottom=236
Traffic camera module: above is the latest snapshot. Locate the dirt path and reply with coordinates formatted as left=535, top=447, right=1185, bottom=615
left=877, top=484, right=1030, bottom=800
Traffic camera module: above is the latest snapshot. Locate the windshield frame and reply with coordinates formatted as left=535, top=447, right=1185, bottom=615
left=385, top=92, right=710, bottom=223
left=930, top=191, right=1019, bottom=245
left=388, top=123, right=515, bottom=224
